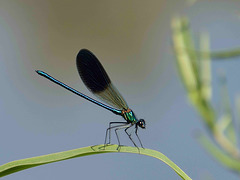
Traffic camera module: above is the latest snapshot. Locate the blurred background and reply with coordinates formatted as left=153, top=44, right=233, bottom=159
left=1, top=0, right=240, bottom=179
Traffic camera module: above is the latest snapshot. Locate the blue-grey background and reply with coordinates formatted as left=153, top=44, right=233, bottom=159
left=1, top=0, right=240, bottom=179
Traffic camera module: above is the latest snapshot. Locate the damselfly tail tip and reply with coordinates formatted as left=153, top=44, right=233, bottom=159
left=35, top=70, right=46, bottom=76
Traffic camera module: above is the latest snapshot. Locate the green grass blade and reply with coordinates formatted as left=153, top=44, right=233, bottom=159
left=0, top=144, right=191, bottom=180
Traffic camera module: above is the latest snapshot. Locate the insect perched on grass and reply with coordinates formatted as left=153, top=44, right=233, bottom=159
left=36, top=49, right=145, bottom=149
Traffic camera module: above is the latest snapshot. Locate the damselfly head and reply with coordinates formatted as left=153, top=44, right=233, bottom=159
left=137, top=119, right=146, bottom=129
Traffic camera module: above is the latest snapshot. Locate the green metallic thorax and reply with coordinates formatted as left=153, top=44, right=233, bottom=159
left=122, top=109, right=138, bottom=124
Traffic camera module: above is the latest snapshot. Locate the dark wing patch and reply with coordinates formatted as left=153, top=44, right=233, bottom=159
left=76, top=49, right=110, bottom=93
left=76, top=49, right=128, bottom=110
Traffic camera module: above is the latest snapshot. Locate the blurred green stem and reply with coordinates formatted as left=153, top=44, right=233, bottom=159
left=184, top=49, right=240, bottom=59
left=172, top=17, right=240, bottom=163
left=213, top=126, right=240, bottom=158
left=197, top=133, right=240, bottom=172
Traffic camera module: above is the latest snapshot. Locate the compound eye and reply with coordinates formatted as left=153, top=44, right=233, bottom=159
left=138, top=119, right=145, bottom=129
